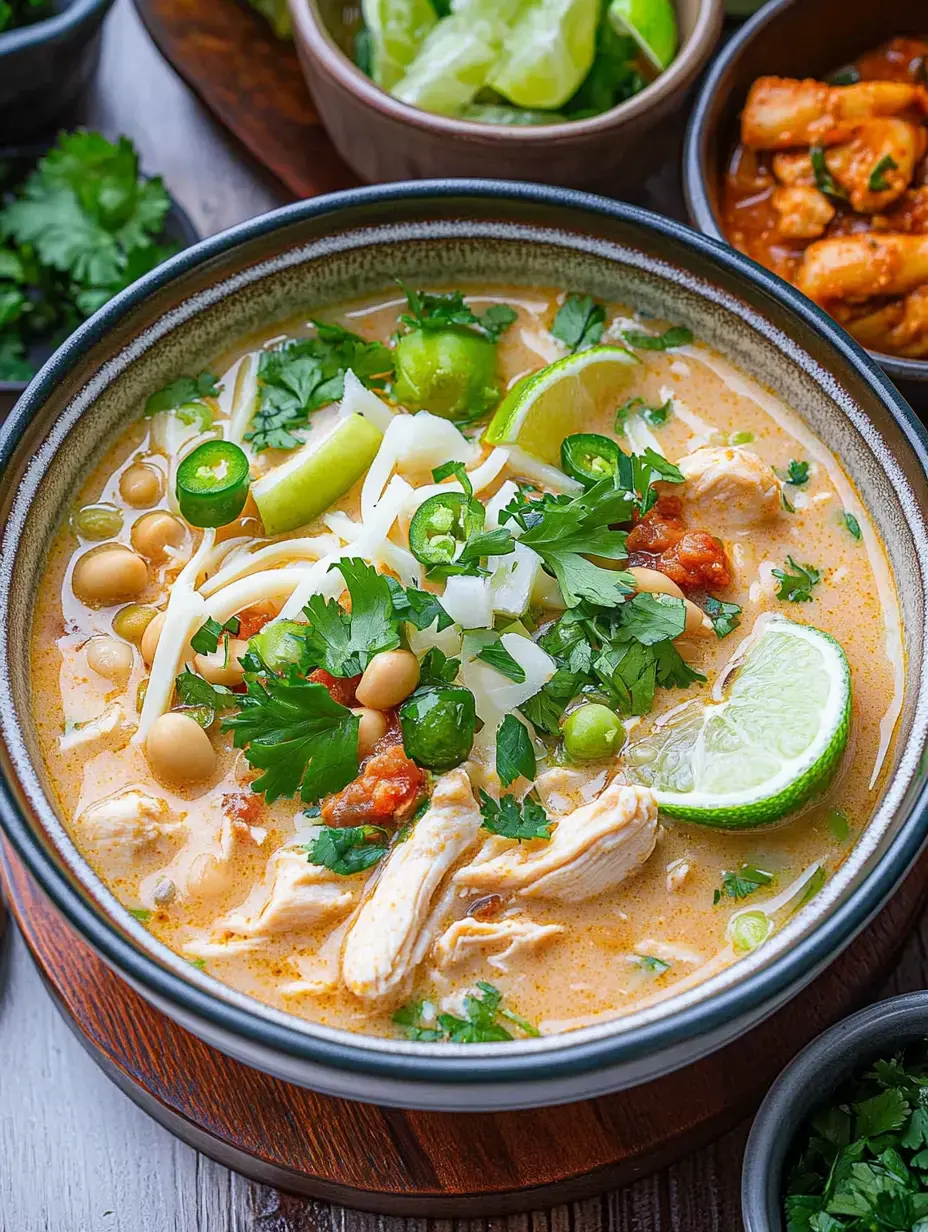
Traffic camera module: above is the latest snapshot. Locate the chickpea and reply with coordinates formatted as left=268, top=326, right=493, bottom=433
left=72, top=546, right=148, bottom=607
left=682, top=599, right=713, bottom=638
left=352, top=707, right=388, bottom=756
left=113, top=603, right=158, bottom=645
left=140, top=610, right=166, bottom=665
left=86, top=636, right=133, bottom=686
left=146, top=712, right=216, bottom=784
left=120, top=463, right=164, bottom=508
left=193, top=638, right=249, bottom=687
left=131, top=511, right=185, bottom=562
left=628, top=566, right=685, bottom=601
left=562, top=703, right=623, bottom=762
left=355, top=649, right=420, bottom=710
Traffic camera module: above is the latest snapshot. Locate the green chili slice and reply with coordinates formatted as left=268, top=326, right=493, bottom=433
left=560, top=433, right=622, bottom=487
left=408, top=492, right=485, bottom=566
left=176, top=441, right=250, bottom=528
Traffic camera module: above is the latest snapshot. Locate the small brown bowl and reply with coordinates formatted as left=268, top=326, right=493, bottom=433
left=683, top=0, right=928, bottom=401
left=288, top=0, right=723, bottom=192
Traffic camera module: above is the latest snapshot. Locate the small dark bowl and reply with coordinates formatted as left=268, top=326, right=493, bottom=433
left=0, top=0, right=116, bottom=139
left=742, top=991, right=928, bottom=1231
left=0, top=147, right=199, bottom=416
left=683, top=0, right=928, bottom=401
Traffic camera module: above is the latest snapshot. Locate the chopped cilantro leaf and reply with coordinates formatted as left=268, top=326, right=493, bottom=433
left=385, top=577, right=454, bottom=632
left=418, top=648, right=460, bottom=687
left=810, top=145, right=847, bottom=200
left=145, top=370, right=220, bottom=416
left=614, top=395, right=673, bottom=432
left=632, top=953, right=669, bottom=974
left=305, top=825, right=389, bottom=875
left=479, top=790, right=552, bottom=841
left=174, top=668, right=235, bottom=722
left=551, top=293, right=606, bottom=352
left=622, top=324, right=692, bottom=351
left=221, top=670, right=360, bottom=805
left=774, top=556, right=822, bottom=603
left=190, top=614, right=241, bottom=656
left=714, top=864, right=773, bottom=903
left=398, top=283, right=516, bottom=342
left=432, top=460, right=473, bottom=499
left=783, top=459, right=810, bottom=486
left=868, top=154, right=899, bottom=192
left=302, top=558, right=400, bottom=677
left=704, top=595, right=742, bottom=638
left=495, top=714, right=536, bottom=787
left=246, top=325, right=392, bottom=451
left=475, top=636, right=526, bottom=683
left=393, top=981, right=538, bottom=1043
left=129, top=907, right=151, bottom=922
left=843, top=511, right=862, bottom=540
left=618, top=592, right=687, bottom=644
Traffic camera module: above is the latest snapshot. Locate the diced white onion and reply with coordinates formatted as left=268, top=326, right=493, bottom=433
left=490, top=542, right=542, bottom=617
left=407, top=620, right=463, bottom=658
left=532, top=569, right=567, bottom=612
left=486, top=480, right=519, bottom=529
left=339, top=369, right=394, bottom=433
left=361, top=413, right=477, bottom=521
left=461, top=632, right=555, bottom=744
left=440, top=576, right=493, bottom=629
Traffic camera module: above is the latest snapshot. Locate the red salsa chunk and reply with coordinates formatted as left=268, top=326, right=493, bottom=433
left=627, top=496, right=732, bottom=591
left=309, top=668, right=361, bottom=709
left=321, top=744, right=426, bottom=828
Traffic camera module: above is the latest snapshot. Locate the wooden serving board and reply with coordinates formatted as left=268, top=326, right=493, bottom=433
left=4, top=839, right=928, bottom=1215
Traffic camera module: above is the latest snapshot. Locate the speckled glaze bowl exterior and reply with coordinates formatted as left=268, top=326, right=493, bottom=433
left=2, top=182, right=928, bottom=1111
left=682, top=0, right=928, bottom=393
left=742, top=992, right=928, bottom=1231
left=288, top=0, right=723, bottom=192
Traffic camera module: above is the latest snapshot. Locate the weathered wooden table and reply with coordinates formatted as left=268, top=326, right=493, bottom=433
left=2, top=4, right=928, bottom=1227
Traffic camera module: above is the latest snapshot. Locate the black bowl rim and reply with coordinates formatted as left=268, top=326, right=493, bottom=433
left=681, top=0, right=928, bottom=385
left=0, top=0, right=112, bottom=54
left=2, top=178, right=928, bottom=1088
left=741, top=990, right=928, bottom=1231
left=0, top=157, right=200, bottom=395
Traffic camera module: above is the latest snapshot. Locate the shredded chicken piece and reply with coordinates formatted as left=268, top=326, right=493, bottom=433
left=676, top=446, right=781, bottom=530
left=742, top=77, right=928, bottom=150
left=796, top=232, right=928, bottom=305
left=340, top=768, right=483, bottom=1003
left=434, top=916, right=564, bottom=972
left=454, top=781, right=658, bottom=903
left=78, top=789, right=182, bottom=859
left=217, top=846, right=360, bottom=937
left=534, top=766, right=608, bottom=817
left=771, top=185, right=835, bottom=239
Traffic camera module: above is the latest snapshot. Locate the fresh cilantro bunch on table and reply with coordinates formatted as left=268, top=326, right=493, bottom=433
left=247, top=321, right=393, bottom=451
left=393, top=981, right=539, bottom=1042
left=784, top=1040, right=928, bottom=1230
left=0, top=131, right=178, bottom=381
left=520, top=593, right=706, bottom=734
left=398, top=282, right=517, bottom=343
left=0, top=0, right=50, bottom=31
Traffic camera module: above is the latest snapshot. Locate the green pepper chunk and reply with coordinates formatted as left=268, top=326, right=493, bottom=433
left=399, top=686, right=477, bottom=771
left=408, top=492, right=485, bottom=567
left=176, top=441, right=250, bottom=528
left=560, top=433, right=622, bottom=487
left=392, top=328, right=500, bottom=420
left=250, top=619, right=308, bottom=672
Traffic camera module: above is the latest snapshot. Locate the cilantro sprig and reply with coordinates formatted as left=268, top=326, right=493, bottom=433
left=190, top=614, right=241, bottom=657
left=704, top=595, right=742, bottom=639
left=305, top=825, right=389, bottom=875
left=145, top=370, right=220, bottom=416
left=246, top=323, right=393, bottom=451
left=551, top=293, right=606, bottom=352
left=495, top=714, right=536, bottom=787
left=622, top=324, right=693, bottom=351
left=393, top=981, right=539, bottom=1042
left=479, top=790, right=552, bottom=841
left=712, top=864, right=773, bottom=904
left=302, top=558, right=400, bottom=678
left=774, top=557, right=822, bottom=603
left=398, top=283, right=516, bottom=342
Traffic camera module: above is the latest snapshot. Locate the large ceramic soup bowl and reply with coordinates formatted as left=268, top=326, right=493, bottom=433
left=2, top=182, right=928, bottom=1113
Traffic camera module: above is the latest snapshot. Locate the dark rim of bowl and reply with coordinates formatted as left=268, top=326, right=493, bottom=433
left=292, top=0, right=722, bottom=139
left=2, top=179, right=928, bottom=1087
left=0, top=165, right=200, bottom=396
left=681, top=0, right=928, bottom=385
left=741, top=991, right=928, bottom=1231
left=0, top=0, right=112, bottom=53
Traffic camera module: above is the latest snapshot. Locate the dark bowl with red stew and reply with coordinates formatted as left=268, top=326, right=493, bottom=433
left=683, top=0, right=928, bottom=402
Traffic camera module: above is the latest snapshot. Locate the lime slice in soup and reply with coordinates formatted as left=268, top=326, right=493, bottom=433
left=484, top=344, right=639, bottom=466
left=608, top=0, right=678, bottom=72
left=624, top=615, right=851, bottom=828
left=252, top=414, right=383, bottom=536
left=489, top=0, right=599, bottom=110
left=362, top=0, right=438, bottom=90
left=390, top=14, right=506, bottom=115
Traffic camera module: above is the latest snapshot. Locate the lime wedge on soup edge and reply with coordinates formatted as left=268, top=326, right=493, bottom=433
left=484, top=344, right=639, bottom=465
left=625, top=616, right=851, bottom=828
left=362, top=0, right=438, bottom=90
left=608, top=0, right=678, bottom=72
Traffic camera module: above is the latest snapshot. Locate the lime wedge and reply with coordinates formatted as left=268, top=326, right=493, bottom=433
left=625, top=615, right=852, bottom=829
left=391, top=14, right=507, bottom=115
left=608, top=0, right=678, bottom=72
left=252, top=414, right=383, bottom=536
left=484, top=345, right=639, bottom=466
left=362, top=0, right=438, bottom=90
left=489, top=0, right=599, bottom=109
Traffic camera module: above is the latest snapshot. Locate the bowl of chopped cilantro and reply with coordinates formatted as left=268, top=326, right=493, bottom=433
left=0, top=0, right=116, bottom=139
left=743, top=992, right=928, bottom=1230
left=0, top=129, right=198, bottom=404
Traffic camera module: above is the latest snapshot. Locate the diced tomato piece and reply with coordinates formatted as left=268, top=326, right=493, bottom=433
left=309, top=668, right=360, bottom=708
left=627, top=497, right=732, bottom=591
left=222, top=791, right=264, bottom=827
left=237, top=602, right=277, bottom=639
left=320, top=745, right=425, bottom=828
